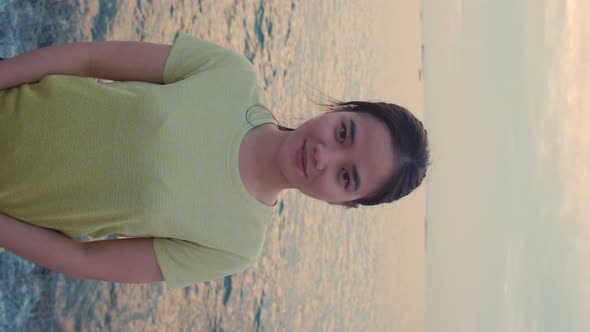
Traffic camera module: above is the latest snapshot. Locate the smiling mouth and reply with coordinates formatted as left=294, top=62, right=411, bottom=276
left=300, top=139, right=308, bottom=177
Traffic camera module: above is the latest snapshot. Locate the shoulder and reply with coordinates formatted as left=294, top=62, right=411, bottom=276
left=153, top=237, right=255, bottom=289
left=164, top=33, right=256, bottom=84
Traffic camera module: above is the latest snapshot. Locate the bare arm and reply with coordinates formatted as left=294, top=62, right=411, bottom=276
left=0, top=213, right=163, bottom=283
left=0, top=40, right=173, bottom=90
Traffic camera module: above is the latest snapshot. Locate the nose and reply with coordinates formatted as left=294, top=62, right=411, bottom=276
left=314, top=142, right=345, bottom=171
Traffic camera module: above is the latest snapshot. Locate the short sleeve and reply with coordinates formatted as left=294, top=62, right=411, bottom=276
left=153, top=238, right=253, bottom=290
left=163, top=33, right=254, bottom=84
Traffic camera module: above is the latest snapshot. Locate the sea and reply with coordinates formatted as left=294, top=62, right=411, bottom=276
left=0, top=1, right=425, bottom=331
left=424, top=0, right=590, bottom=331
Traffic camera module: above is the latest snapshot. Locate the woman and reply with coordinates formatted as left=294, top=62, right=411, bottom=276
left=0, top=34, right=429, bottom=290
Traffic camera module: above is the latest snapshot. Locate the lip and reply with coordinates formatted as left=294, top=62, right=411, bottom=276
left=297, top=139, right=308, bottom=177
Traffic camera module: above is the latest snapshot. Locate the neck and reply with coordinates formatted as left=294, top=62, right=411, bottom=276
left=240, top=124, right=290, bottom=203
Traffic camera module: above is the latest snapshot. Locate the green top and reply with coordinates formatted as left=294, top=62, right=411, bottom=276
left=0, top=33, right=276, bottom=290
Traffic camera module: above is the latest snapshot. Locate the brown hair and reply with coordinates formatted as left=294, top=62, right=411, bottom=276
left=322, top=101, right=430, bottom=206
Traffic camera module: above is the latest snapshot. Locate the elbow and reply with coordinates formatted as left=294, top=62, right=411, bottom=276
left=84, top=43, right=96, bottom=78
left=64, top=242, right=95, bottom=280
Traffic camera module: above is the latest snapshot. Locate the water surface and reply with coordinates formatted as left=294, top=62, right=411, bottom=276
left=0, top=1, right=425, bottom=331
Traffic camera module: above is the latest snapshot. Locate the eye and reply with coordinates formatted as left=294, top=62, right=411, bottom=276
left=340, top=168, right=350, bottom=188
left=338, top=123, right=347, bottom=143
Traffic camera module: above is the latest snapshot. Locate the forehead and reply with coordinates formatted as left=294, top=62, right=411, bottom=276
left=348, top=112, right=396, bottom=197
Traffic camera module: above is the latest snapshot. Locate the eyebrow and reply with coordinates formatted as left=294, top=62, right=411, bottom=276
left=350, top=119, right=361, bottom=192
left=352, top=165, right=360, bottom=192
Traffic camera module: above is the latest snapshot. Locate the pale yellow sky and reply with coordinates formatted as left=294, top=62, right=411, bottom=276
left=424, top=0, right=590, bottom=331
left=559, top=0, right=590, bottom=326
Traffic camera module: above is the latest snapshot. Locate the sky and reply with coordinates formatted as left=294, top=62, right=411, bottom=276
left=423, top=0, right=590, bottom=331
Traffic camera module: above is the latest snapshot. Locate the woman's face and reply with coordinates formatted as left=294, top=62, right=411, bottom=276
left=277, top=111, right=396, bottom=204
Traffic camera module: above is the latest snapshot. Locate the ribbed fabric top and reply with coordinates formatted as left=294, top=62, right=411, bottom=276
left=0, top=34, right=276, bottom=289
